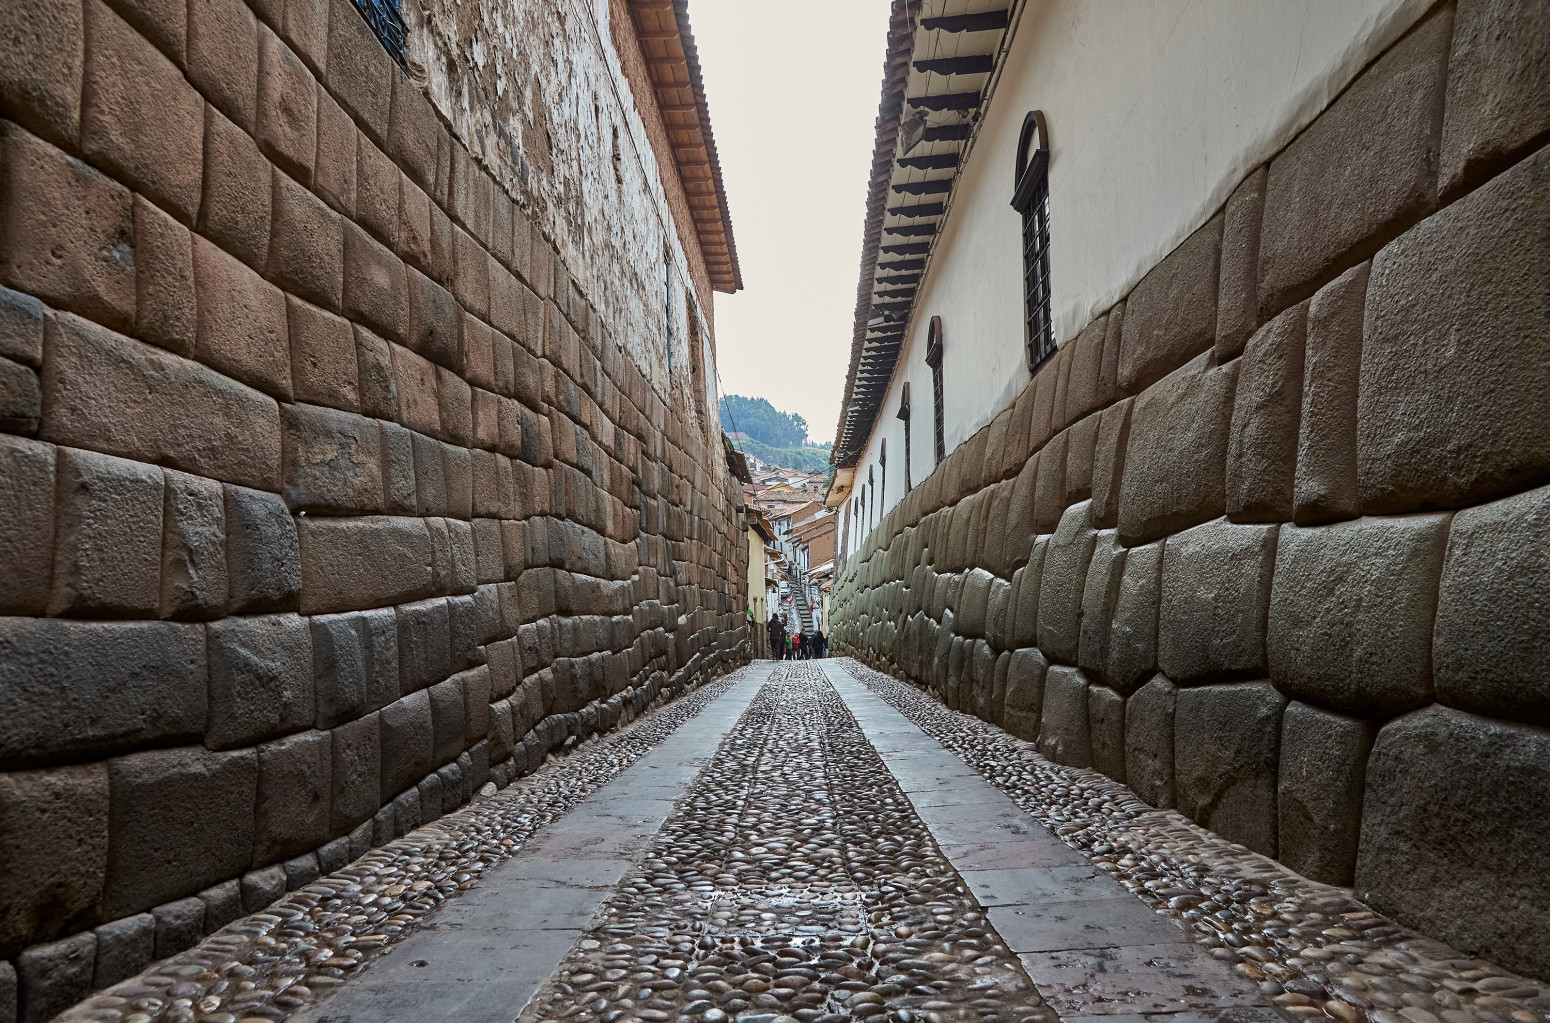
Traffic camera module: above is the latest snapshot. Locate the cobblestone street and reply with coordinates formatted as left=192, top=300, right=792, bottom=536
left=51, top=658, right=1545, bottom=1023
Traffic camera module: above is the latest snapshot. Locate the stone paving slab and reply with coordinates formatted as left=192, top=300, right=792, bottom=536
left=290, top=664, right=774, bottom=1023
left=822, top=661, right=1274, bottom=1019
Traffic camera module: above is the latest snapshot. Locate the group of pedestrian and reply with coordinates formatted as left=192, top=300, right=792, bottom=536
left=765, top=616, right=827, bottom=660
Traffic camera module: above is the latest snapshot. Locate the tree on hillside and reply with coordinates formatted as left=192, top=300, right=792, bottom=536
left=719, top=395, right=810, bottom=448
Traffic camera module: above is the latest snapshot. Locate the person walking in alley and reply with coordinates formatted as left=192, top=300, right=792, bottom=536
left=766, top=616, right=784, bottom=661
left=815, top=630, right=827, bottom=658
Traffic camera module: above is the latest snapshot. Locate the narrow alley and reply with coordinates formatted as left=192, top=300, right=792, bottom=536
left=51, top=661, right=1549, bottom=1023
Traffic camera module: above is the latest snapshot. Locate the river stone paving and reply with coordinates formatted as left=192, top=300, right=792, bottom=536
left=51, top=670, right=748, bottom=1023
left=836, top=659, right=1550, bottom=1023
left=517, top=662, right=1055, bottom=1023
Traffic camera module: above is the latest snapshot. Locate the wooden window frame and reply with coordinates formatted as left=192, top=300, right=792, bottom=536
left=1011, top=110, right=1054, bottom=373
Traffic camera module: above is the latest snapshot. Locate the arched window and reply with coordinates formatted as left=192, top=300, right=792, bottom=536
left=1011, top=110, right=1053, bottom=371
left=926, top=316, right=946, bottom=466
left=896, top=382, right=912, bottom=493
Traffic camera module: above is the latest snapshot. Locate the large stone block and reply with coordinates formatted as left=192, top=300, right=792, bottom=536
left=224, top=484, right=300, bottom=613
left=397, top=597, right=451, bottom=694
left=1258, top=7, right=1451, bottom=312
left=0, top=123, right=134, bottom=331
left=1358, top=139, right=1550, bottom=513
left=0, top=763, right=108, bottom=957
left=256, top=25, right=316, bottom=185
left=1089, top=398, right=1131, bottom=529
left=1077, top=530, right=1123, bottom=680
left=1105, top=540, right=1161, bottom=695
left=161, top=469, right=228, bottom=620
left=193, top=235, right=293, bottom=399
left=49, top=446, right=163, bottom=617
left=92, top=912, right=153, bottom=988
left=42, top=313, right=282, bottom=491
left=1434, top=484, right=1550, bottom=726
left=1174, top=680, right=1285, bottom=857
left=330, top=711, right=380, bottom=833
left=17, top=932, right=94, bottom=1023
left=1036, top=501, right=1095, bottom=664
left=1124, top=674, right=1176, bottom=809
left=1226, top=302, right=1306, bottom=522
left=1118, top=215, right=1221, bottom=394
left=1215, top=167, right=1266, bottom=362
left=187, top=0, right=258, bottom=133
left=253, top=728, right=330, bottom=865
left=82, top=0, right=202, bottom=222
left=104, top=745, right=257, bottom=917
left=378, top=689, right=432, bottom=801
left=1036, top=666, right=1090, bottom=767
left=281, top=402, right=382, bottom=513
left=1088, top=684, right=1125, bottom=784
left=956, top=568, right=993, bottom=638
left=133, top=196, right=197, bottom=356
left=0, top=435, right=55, bottom=616
left=1158, top=518, right=1276, bottom=684
left=1278, top=702, right=1375, bottom=886
left=0, top=351, right=40, bottom=435
left=199, top=104, right=272, bottom=271
left=206, top=613, right=314, bottom=749
left=0, top=618, right=205, bottom=767
left=1031, top=435, right=1068, bottom=534
left=1356, top=705, right=1550, bottom=979
left=1117, top=354, right=1237, bottom=546
left=1293, top=262, right=1367, bottom=525
left=267, top=170, right=343, bottom=312
left=1440, top=0, right=1550, bottom=197
left=297, top=515, right=433, bottom=614
left=0, top=0, right=82, bottom=148
left=1268, top=513, right=1447, bottom=717
left=343, top=221, right=408, bottom=343
left=288, top=297, right=359, bottom=413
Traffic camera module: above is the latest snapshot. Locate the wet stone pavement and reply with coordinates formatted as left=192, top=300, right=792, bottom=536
left=517, top=665, right=1053, bottom=1023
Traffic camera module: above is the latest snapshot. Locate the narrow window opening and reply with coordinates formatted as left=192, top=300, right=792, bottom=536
left=1011, top=110, right=1054, bottom=372
left=350, top=0, right=407, bottom=67
left=879, top=439, right=887, bottom=512
left=926, top=316, right=946, bottom=466
left=896, top=382, right=912, bottom=493
left=663, top=241, right=674, bottom=378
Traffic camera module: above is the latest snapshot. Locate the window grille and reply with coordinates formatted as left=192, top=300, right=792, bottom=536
left=926, top=317, right=946, bottom=466
left=350, top=0, right=407, bottom=68
left=879, top=438, right=887, bottom=510
left=896, top=382, right=912, bottom=492
left=1011, top=111, right=1053, bottom=372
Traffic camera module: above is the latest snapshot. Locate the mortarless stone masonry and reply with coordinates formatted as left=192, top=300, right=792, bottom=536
left=830, top=0, right=1550, bottom=982
left=0, top=0, right=751, bottom=1015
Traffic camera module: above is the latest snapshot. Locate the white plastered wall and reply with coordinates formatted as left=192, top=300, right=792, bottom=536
left=853, top=0, right=1433, bottom=534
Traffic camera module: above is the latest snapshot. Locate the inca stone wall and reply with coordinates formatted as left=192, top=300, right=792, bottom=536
left=831, top=2, right=1549, bottom=981
left=0, top=0, right=749, bottom=1011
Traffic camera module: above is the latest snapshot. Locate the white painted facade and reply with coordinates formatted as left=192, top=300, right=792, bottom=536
left=846, top=0, right=1431, bottom=556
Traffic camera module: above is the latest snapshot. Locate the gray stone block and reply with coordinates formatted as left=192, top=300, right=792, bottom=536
left=360, top=606, right=400, bottom=711
left=1269, top=513, right=1448, bottom=716
left=331, top=711, right=381, bottom=834
left=318, top=836, right=351, bottom=874
left=92, top=912, right=153, bottom=988
left=1294, top=262, right=1367, bottom=525
left=297, top=514, right=434, bottom=615
left=1105, top=540, right=1162, bottom=694
left=151, top=897, right=204, bottom=957
left=1009, top=538, right=1045, bottom=649
left=969, top=639, right=996, bottom=723
left=1216, top=167, right=1267, bottom=362
left=0, top=763, right=107, bottom=957
left=48, top=447, right=163, bottom=616
left=396, top=597, right=451, bottom=695
left=280, top=402, right=382, bottom=513
left=1358, top=141, right=1550, bottom=513
left=1118, top=214, right=1221, bottom=395
left=16, top=932, right=94, bottom=1023
left=1089, top=399, right=1132, bottom=530
left=1440, top=0, right=1550, bottom=196
left=1077, top=530, right=1124, bottom=680
left=1036, top=666, right=1091, bottom=768
left=253, top=729, right=331, bottom=866
left=1259, top=6, right=1450, bottom=312
left=1125, top=674, right=1177, bottom=809
left=0, top=959, right=11, bottom=1023
left=1278, top=702, right=1376, bottom=886
left=1037, top=501, right=1095, bottom=664
left=104, top=746, right=256, bottom=918
left=198, top=879, right=241, bottom=933
left=160, top=468, right=228, bottom=619
left=310, top=611, right=369, bottom=729
left=206, top=612, right=314, bottom=749
left=990, top=650, right=1011, bottom=727
left=1174, top=681, right=1285, bottom=857
left=224, top=483, right=300, bottom=613
left=0, top=434, right=54, bottom=617
left=447, top=591, right=481, bottom=670
left=429, top=675, right=466, bottom=766
left=1226, top=302, right=1306, bottom=523
left=985, top=577, right=1011, bottom=651
left=0, top=618, right=206, bottom=768
left=1088, top=684, right=1126, bottom=784
left=283, top=852, right=320, bottom=890
left=378, top=690, right=433, bottom=801
left=1118, top=355, right=1238, bottom=547
left=436, top=761, right=463, bottom=813
left=1356, top=705, right=1550, bottom=979
left=240, top=864, right=285, bottom=912
left=1434, top=484, right=1550, bottom=726
left=1158, top=518, right=1276, bottom=684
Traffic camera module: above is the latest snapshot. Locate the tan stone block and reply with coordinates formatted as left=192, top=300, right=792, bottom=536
left=267, top=169, right=342, bottom=310
left=406, top=265, right=459, bottom=368
left=391, top=341, right=440, bottom=436
left=256, top=24, right=316, bottom=185
left=0, top=123, right=135, bottom=331
left=324, top=0, right=390, bottom=144
left=133, top=196, right=196, bottom=356
left=199, top=104, right=272, bottom=271
left=354, top=323, right=396, bottom=420
left=83, top=0, right=203, bottom=222
left=1063, top=412, right=1099, bottom=505
left=313, top=87, right=355, bottom=217
left=1089, top=397, right=1131, bottom=530
left=287, top=295, right=358, bottom=412
left=387, top=74, right=437, bottom=192
left=354, top=131, right=397, bottom=246
left=0, top=434, right=56, bottom=614
left=343, top=220, right=407, bottom=342
left=297, top=514, right=433, bottom=614
left=398, top=172, right=432, bottom=273
left=193, top=235, right=292, bottom=398
left=281, top=402, right=382, bottom=513
left=280, top=0, right=327, bottom=73
left=187, top=0, right=258, bottom=133
left=1031, top=432, right=1066, bottom=534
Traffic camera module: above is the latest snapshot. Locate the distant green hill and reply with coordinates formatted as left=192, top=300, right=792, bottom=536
left=719, top=395, right=831, bottom=473
left=736, top=439, right=832, bottom=474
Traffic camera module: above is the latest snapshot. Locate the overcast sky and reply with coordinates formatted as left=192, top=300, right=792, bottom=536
left=693, top=0, right=893, bottom=446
